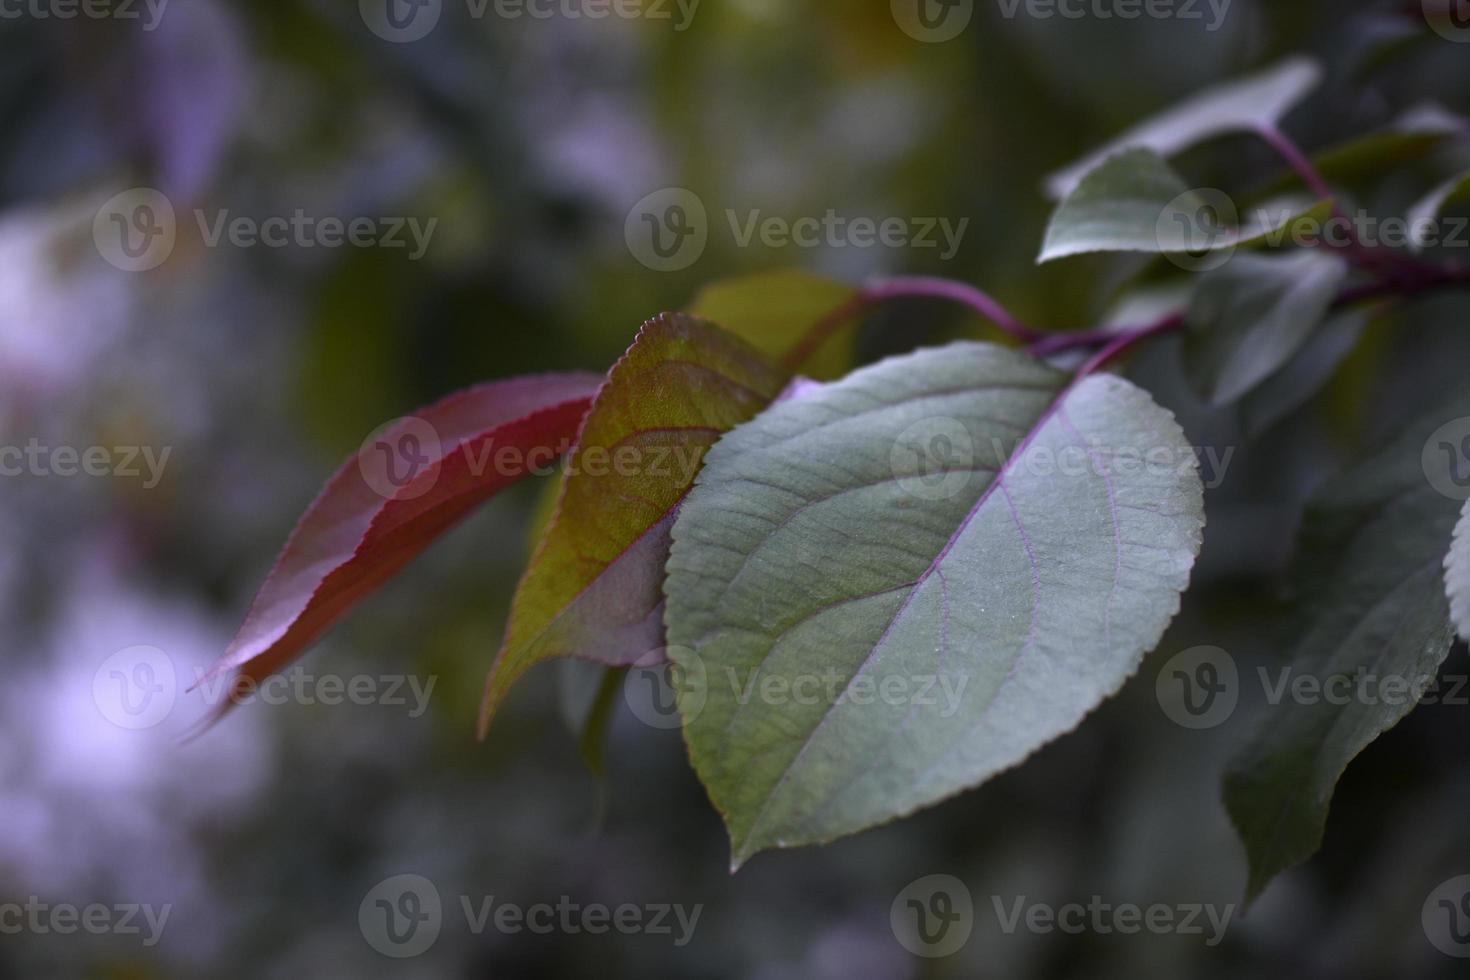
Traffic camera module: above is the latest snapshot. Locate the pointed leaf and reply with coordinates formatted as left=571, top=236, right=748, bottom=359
left=1237, top=309, right=1368, bottom=436
left=203, top=373, right=602, bottom=710
left=1256, top=105, right=1459, bottom=194
left=1183, top=250, right=1348, bottom=406
left=1046, top=57, right=1322, bottom=198
left=1039, top=148, right=1331, bottom=263
left=1224, top=401, right=1467, bottom=900
left=1407, top=170, right=1470, bottom=252
left=479, top=314, right=789, bottom=733
left=1449, top=500, right=1470, bottom=643
left=556, top=659, right=627, bottom=778
left=664, top=342, right=1205, bottom=865
left=687, top=269, right=861, bottom=379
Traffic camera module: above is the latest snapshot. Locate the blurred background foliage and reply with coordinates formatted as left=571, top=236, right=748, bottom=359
left=3, top=0, right=1470, bottom=976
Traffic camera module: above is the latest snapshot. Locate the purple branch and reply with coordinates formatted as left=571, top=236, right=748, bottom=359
left=864, top=276, right=1041, bottom=343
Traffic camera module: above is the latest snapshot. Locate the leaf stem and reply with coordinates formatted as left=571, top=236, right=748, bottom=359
left=1253, top=124, right=1434, bottom=282
left=780, top=275, right=1038, bottom=371
left=1053, top=261, right=1470, bottom=373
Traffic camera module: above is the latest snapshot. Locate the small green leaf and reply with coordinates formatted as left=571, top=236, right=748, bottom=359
left=1406, top=170, right=1470, bottom=252
left=1039, top=148, right=1330, bottom=263
left=1448, top=500, right=1470, bottom=643
left=1183, top=250, right=1348, bottom=406
left=1224, top=402, right=1466, bottom=901
left=480, top=314, right=789, bottom=733
left=556, top=660, right=626, bottom=778
left=1262, top=105, right=1458, bottom=192
left=1045, top=57, right=1322, bottom=198
left=664, top=342, right=1204, bottom=866
left=687, top=269, right=861, bottom=380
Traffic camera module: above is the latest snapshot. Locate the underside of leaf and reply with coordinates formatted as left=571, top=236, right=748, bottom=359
left=200, top=373, right=602, bottom=726
left=479, top=314, right=789, bottom=735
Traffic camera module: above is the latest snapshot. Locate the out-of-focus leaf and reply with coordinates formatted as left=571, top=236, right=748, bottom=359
left=1224, top=400, right=1467, bottom=901
left=199, top=374, right=602, bottom=718
left=687, top=269, right=860, bottom=380
left=1183, top=251, right=1348, bottom=406
left=556, top=660, right=627, bottom=778
left=1045, top=57, right=1322, bottom=198
left=664, top=342, right=1204, bottom=866
left=1237, top=309, right=1369, bottom=436
left=479, top=314, right=789, bottom=735
left=1449, top=500, right=1470, bottom=644
left=1039, top=148, right=1330, bottom=262
left=1301, top=112, right=1459, bottom=185
left=1407, top=170, right=1470, bottom=251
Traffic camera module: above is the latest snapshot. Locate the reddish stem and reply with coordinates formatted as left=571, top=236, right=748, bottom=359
left=780, top=275, right=1037, bottom=372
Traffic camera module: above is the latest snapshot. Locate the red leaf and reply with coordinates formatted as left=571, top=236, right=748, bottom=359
left=194, top=373, right=602, bottom=725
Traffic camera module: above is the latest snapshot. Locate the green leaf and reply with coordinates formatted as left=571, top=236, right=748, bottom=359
left=687, top=269, right=861, bottom=380
left=664, top=342, right=1205, bottom=866
left=480, top=314, right=789, bottom=734
left=1406, top=170, right=1470, bottom=252
left=1038, top=148, right=1331, bottom=263
left=1183, top=250, right=1349, bottom=406
left=1045, top=57, right=1322, bottom=198
left=1268, top=106, right=1459, bottom=192
left=556, top=660, right=626, bottom=778
left=1449, top=500, right=1470, bottom=644
left=1237, top=310, right=1368, bottom=436
left=1224, top=403, right=1465, bottom=901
